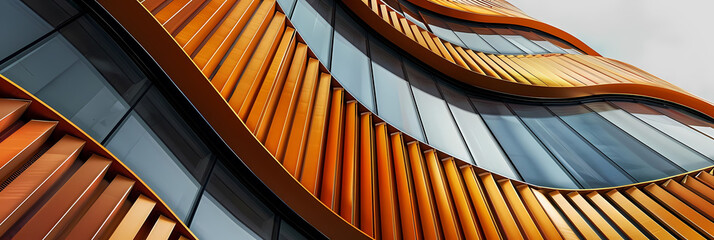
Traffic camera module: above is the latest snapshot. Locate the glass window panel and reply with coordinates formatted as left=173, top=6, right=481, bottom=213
left=614, top=102, right=714, bottom=164
left=510, top=104, right=632, bottom=188
left=472, top=99, right=577, bottom=188
left=279, top=220, right=308, bottom=240
left=191, top=194, right=262, bottom=240
left=472, top=26, right=524, bottom=55
left=503, top=35, right=548, bottom=54
left=290, top=0, right=334, bottom=65
left=277, top=0, right=297, bottom=17
left=564, top=48, right=582, bottom=55
left=406, top=61, right=471, bottom=162
left=419, top=12, right=467, bottom=48
left=652, top=105, right=714, bottom=139
left=201, top=163, right=276, bottom=239
left=397, top=0, right=427, bottom=29
left=0, top=0, right=52, bottom=61
left=370, top=38, right=424, bottom=141
left=21, top=0, right=79, bottom=26
left=549, top=104, right=681, bottom=181
left=331, top=6, right=375, bottom=111
left=439, top=84, right=518, bottom=179
left=445, top=21, right=498, bottom=53
left=587, top=102, right=710, bottom=171
left=533, top=40, right=567, bottom=54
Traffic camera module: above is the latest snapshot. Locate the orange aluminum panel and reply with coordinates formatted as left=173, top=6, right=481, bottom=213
left=154, top=0, right=191, bottom=25
left=161, top=0, right=205, bottom=33
left=420, top=30, right=443, bottom=57
left=0, top=120, right=56, bottom=182
left=425, top=150, right=462, bottom=239
left=443, top=42, right=469, bottom=69
left=299, top=73, right=332, bottom=194
left=480, top=173, right=523, bottom=239
left=108, top=195, right=157, bottom=240
left=605, top=189, right=675, bottom=240
left=245, top=27, right=297, bottom=133
left=64, top=175, right=135, bottom=239
left=146, top=215, right=177, bottom=240
left=13, top=155, right=112, bottom=240
left=409, top=25, right=429, bottom=49
left=399, top=18, right=416, bottom=41
left=548, top=191, right=600, bottom=239
left=517, top=186, right=563, bottom=240
left=0, top=99, right=29, bottom=132
left=229, top=15, right=289, bottom=116
left=696, top=171, right=714, bottom=189
left=454, top=46, right=484, bottom=74
left=319, top=88, right=345, bottom=210
left=339, top=101, right=359, bottom=224
left=460, top=167, right=500, bottom=239
left=681, top=175, right=714, bottom=204
left=407, top=142, right=442, bottom=240
left=359, top=113, right=379, bottom=238
left=442, top=158, right=481, bottom=240
left=142, top=0, right=165, bottom=12
left=0, top=135, right=84, bottom=235
left=389, top=133, right=422, bottom=240
left=662, top=179, right=714, bottom=220
left=375, top=123, right=401, bottom=240
left=644, top=183, right=714, bottom=238
left=499, top=180, right=543, bottom=240
left=566, top=192, right=621, bottom=239
left=430, top=37, right=456, bottom=63
left=585, top=192, right=648, bottom=239
left=496, top=55, right=544, bottom=86
left=255, top=43, right=308, bottom=142
left=176, top=0, right=238, bottom=52
left=531, top=189, right=578, bottom=239
left=624, top=187, right=703, bottom=239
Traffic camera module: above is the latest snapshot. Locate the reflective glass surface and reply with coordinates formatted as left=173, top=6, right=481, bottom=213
left=331, top=6, right=375, bottom=110
left=290, top=0, right=334, bottom=66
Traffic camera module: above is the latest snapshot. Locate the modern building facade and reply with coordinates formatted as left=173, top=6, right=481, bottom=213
left=1, top=0, right=714, bottom=239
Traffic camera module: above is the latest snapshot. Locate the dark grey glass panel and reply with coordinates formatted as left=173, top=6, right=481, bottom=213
left=510, top=104, right=632, bottom=188
left=472, top=99, right=577, bottom=188
left=587, top=102, right=710, bottom=171
left=199, top=163, right=276, bottom=239
left=652, top=105, right=714, bottom=139
left=290, top=0, right=334, bottom=65
left=445, top=21, right=498, bottom=53
left=439, top=84, right=518, bottom=179
left=549, top=104, right=682, bottom=181
left=191, top=193, right=263, bottom=240
left=279, top=220, right=308, bottom=240
left=21, top=0, right=79, bottom=26
left=0, top=16, right=149, bottom=141
left=397, top=0, right=427, bottom=29
left=106, top=88, right=214, bottom=220
left=370, top=38, right=424, bottom=141
left=405, top=61, right=471, bottom=162
left=614, top=102, right=714, bottom=164
left=502, top=35, right=548, bottom=54
left=420, top=12, right=467, bottom=48
left=0, top=0, right=52, bottom=61
left=331, top=6, right=375, bottom=111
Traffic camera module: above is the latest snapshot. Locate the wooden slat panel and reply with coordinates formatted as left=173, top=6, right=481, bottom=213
left=409, top=25, right=429, bottom=49
left=566, top=192, right=621, bottom=239
left=14, top=155, right=111, bottom=240
left=586, top=191, right=648, bottom=239
left=465, top=50, right=500, bottom=78
left=644, top=183, right=714, bottom=238
left=146, top=215, right=177, bottom=240
left=518, top=186, right=563, bottom=240
left=176, top=0, right=237, bottom=52
left=0, top=120, right=56, bottom=182
left=500, top=180, right=542, bottom=240
left=375, top=123, right=401, bottom=240
left=0, top=99, right=29, bottom=133
left=605, top=189, right=675, bottom=240
left=339, top=101, right=358, bottom=224
left=442, top=158, right=481, bottom=240
left=662, top=179, right=714, bottom=220
left=319, top=88, right=345, bottom=210
left=254, top=43, right=308, bottom=142
left=624, top=187, right=703, bottom=239
left=0, top=135, right=84, bottom=235
left=443, top=42, right=469, bottom=69
left=531, top=189, right=578, bottom=240
left=681, top=175, right=714, bottom=204
left=486, top=54, right=525, bottom=83
left=390, top=134, right=421, bottom=240
left=425, top=150, right=462, bottom=240
left=191, top=0, right=261, bottom=70
left=359, top=113, right=379, bottom=238
left=230, top=20, right=291, bottom=118
left=64, top=175, right=135, bottom=239
left=280, top=59, right=321, bottom=173
left=245, top=27, right=297, bottom=132
left=264, top=57, right=318, bottom=160
left=549, top=191, right=600, bottom=239
left=108, top=195, right=157, bottom=240
left=480, top=173, right=523, bottom=239
left=209, top=2, right=277, bottom=95
left=398, top=18, right=415, bottom=41
left=299, top=73, right=332, bottom=194
left=695, top=171, right=714, bottom=189
left=431, top=37, right=455, bottom=63
left=407, top=142, right=442, bottom=240
left=454, top=46, right=484, bottom=75
left=420, top=30, right=442, bottom=57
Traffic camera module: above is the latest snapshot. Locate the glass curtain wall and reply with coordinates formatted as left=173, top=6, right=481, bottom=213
left=0, top=0, right=313, bottom=238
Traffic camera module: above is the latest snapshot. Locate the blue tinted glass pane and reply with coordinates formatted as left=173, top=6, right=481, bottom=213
left=277, top=0, right=297, bottom=17
left=510, top=104, right=632, bottom=188
left=420, top=12, right=467, bottom=48
left=587, top=102, right=710, bottom=171
left=290, top=0, right=333, bottom=65
left=549, top=104, right=682, bottom=181
left=614, top=102, right=714, bottom=165
left=503, top=35, right=547, bottom=54
left=406, top=61, right=471, bottom=162
left=331, top=6, right=375, bottom=111
left=472, top=99, right=577, bottom=188
left=652, top=105, right=714, bottom=139
left=439, top=84, right=517, bottom=179
left=445, top=21, right=498, bottom=53
left=533, top=40, right=567, bottom=54
left=279, top=220, right=308, bottom=240
left=0, top=0, right=52, bottom=60
left=370, top=39, right=424, bottom=141
left=191, top=194, right=262, bottom=240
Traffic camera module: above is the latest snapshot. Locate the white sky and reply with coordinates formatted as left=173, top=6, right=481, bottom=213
left=508, top=0, right=714, bottom=103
